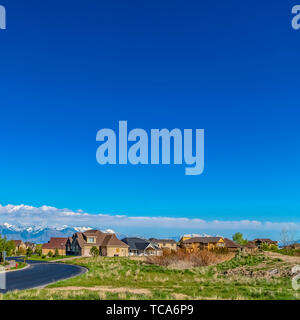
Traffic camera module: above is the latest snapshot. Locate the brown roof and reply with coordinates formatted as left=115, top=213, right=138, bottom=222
left=183, top=237, right=222, bottom=244
left=224, top=238, right=242, bottom=248
left=243, top=241, right=256, bottom=248
left=42, top=237, right=68, bottom=250
left=73, top=230, right=128, bottom=248
left=253, top=238, right=278, bottom=245
left=101, top=234, right=128, bottom=247
left=150, top=238, right=177, bottom=244
left=12, top=240, right=24, bottom=247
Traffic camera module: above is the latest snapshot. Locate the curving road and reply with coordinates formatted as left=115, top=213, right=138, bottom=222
left=0, top=258, right=86, bottom=294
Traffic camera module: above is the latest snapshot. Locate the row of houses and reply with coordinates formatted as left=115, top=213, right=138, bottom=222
left=30, top=229, right=279, bottom=257
left=179, top=236, right=278, bottom=253
left=11, top=240, right=36, bottom=253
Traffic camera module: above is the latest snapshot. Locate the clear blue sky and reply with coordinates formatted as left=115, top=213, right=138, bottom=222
left=0, top=1, right=299, bottom=227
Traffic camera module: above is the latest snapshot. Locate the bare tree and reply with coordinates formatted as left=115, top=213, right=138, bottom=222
left=280, top=228, right=297, bottom=247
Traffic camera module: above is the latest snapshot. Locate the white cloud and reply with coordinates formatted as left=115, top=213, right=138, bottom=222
left=0, top=204, right=298, bottom=233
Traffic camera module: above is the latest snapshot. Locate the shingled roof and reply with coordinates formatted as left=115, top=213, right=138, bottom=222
left=42, top=237, right=68, bottom=250
left=254, top=238, right=278, bottom=245
left=243, top=241, right=257, bottom=248
left=101, top=234, right=128, bottom=247
left=73, top=230, right=127, bottom=248
left=223, top=238, right=242, bottom=248
left=12, top=240, right=24, bottom=247
left=182, top=237, right=223, bottom=244
left=149, top=238, right=176, bottom=244
left=122, top=237, right=160, bottom=251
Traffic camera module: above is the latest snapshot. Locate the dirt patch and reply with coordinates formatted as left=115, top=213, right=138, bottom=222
left=49, top=286, right=150, bottom=295
left=172, top=293, right=189, bottom=300
left=263, top=251, right=300, bottom=264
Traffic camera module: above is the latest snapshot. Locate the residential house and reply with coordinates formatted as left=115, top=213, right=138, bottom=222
left=242, top=241, right=258, bottom=252
left=42, top=237, right=68, bottom=256
left=67, top=230, right=129, bottom=257
left=149, top=238, right=177, bottom=251
left=12, top=240, right=27, bottom=254
left=178, top=234, right=202, bottom=246
left=121, top=237, right=162, bottom=256
left=223, top=238, right=242, bottom=252
left=253, top=238, right=278, bottom=248
left=181, top=237, right=225, bottom=252
left=283, top=243, right=300, bottom=250
left=25, top=242, right=36, bottom=251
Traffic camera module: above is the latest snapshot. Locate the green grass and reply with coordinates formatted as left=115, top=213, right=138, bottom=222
left=1, top=253, right=299, bottom=300
left=264, top=248, right=300, bottom=257
left=10, top=261, right=27, bottom=270
left=25, top=255, right=75, bottom=262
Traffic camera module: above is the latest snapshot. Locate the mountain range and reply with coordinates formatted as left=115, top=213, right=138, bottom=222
left=0, top=223, right=127, bottom=243
left=0, top=223, right=231, bottom=244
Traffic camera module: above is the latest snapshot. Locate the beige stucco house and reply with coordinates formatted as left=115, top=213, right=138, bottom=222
left=181, top=237, right=225, bottom=252
left=42, top=237, right=68, bottom=256
left=67, top=230, right=129, bottom=257
left=149, top=238, right=177, bottom=251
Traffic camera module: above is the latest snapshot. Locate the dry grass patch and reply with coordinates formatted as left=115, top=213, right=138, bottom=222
left=49, top=286, right=151, bottom=295
left=146, top=249, right=233, bottom=269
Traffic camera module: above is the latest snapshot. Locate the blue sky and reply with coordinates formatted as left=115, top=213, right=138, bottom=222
left=0, top=1, right=299, bottom=239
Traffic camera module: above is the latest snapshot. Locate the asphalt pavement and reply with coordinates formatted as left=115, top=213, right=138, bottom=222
left=0, top=258, right=86, bottom=294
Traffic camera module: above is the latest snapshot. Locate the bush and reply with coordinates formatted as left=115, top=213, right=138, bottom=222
left=35, top=244, right=42, bottom=256
left=47, top=251, right=54, bottom=257
left=26, top=247, right=33, bottom=257
left=90, top=246, right=99, bottom=258
left=146, top=248, right=230, bottom=268
left=54, top=249, right=59, bottom=257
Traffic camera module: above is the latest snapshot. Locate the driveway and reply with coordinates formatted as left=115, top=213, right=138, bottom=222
left=0, top=258, right=86, bottom=294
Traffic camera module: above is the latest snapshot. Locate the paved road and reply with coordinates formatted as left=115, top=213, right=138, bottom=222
left=0, top=258, right=86, bottom=294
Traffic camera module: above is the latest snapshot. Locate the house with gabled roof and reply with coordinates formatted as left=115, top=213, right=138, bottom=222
left=67, top=229, right=128, bottom=257
left=253, top=238, right=278, bottom=248
left=149, top=238, right=177, bottom=251
left=121, top=237, right=162, bottom=256
left=12, top=240, right=27, bottom=254
left=181, top=236, right=225, bottom=252
left=42, top=237, right=68, bottom=256
left=223, top=238, right=242, bottom=252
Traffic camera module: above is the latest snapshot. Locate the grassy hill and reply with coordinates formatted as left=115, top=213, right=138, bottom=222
left=1, top=252, right=299, bottom=300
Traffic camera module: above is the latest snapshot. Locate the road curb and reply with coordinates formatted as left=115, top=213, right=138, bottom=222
left=2, top=264, right=30, bottom=273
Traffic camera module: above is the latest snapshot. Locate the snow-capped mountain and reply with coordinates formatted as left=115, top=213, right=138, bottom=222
left=0, top=223, right=127, bottom=243
left=182, top=233, right=213, bottom=238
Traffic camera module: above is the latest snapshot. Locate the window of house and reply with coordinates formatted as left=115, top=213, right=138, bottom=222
left=87, top=237, right=95, bottom=243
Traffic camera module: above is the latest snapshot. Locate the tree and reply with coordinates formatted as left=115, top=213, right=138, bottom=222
left=47, top=250, right=53, bottom=257
left=90, top=246, right=99, bottom=258
left=34, top=244, right=42, bottom=256
left=26, top=247, right=33, bottom=257
left=232, top=232, right=248, bottom=245
left=280, top=228, right=297, bottom=247
left=54, top=248, right=59, bottom=257
left=0, top=234, right=16, bottom=258
left=6, top=240, right=16, bottom=256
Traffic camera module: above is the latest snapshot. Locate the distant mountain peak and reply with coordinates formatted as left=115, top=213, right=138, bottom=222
left=0, top=223, right=126, bottom=243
